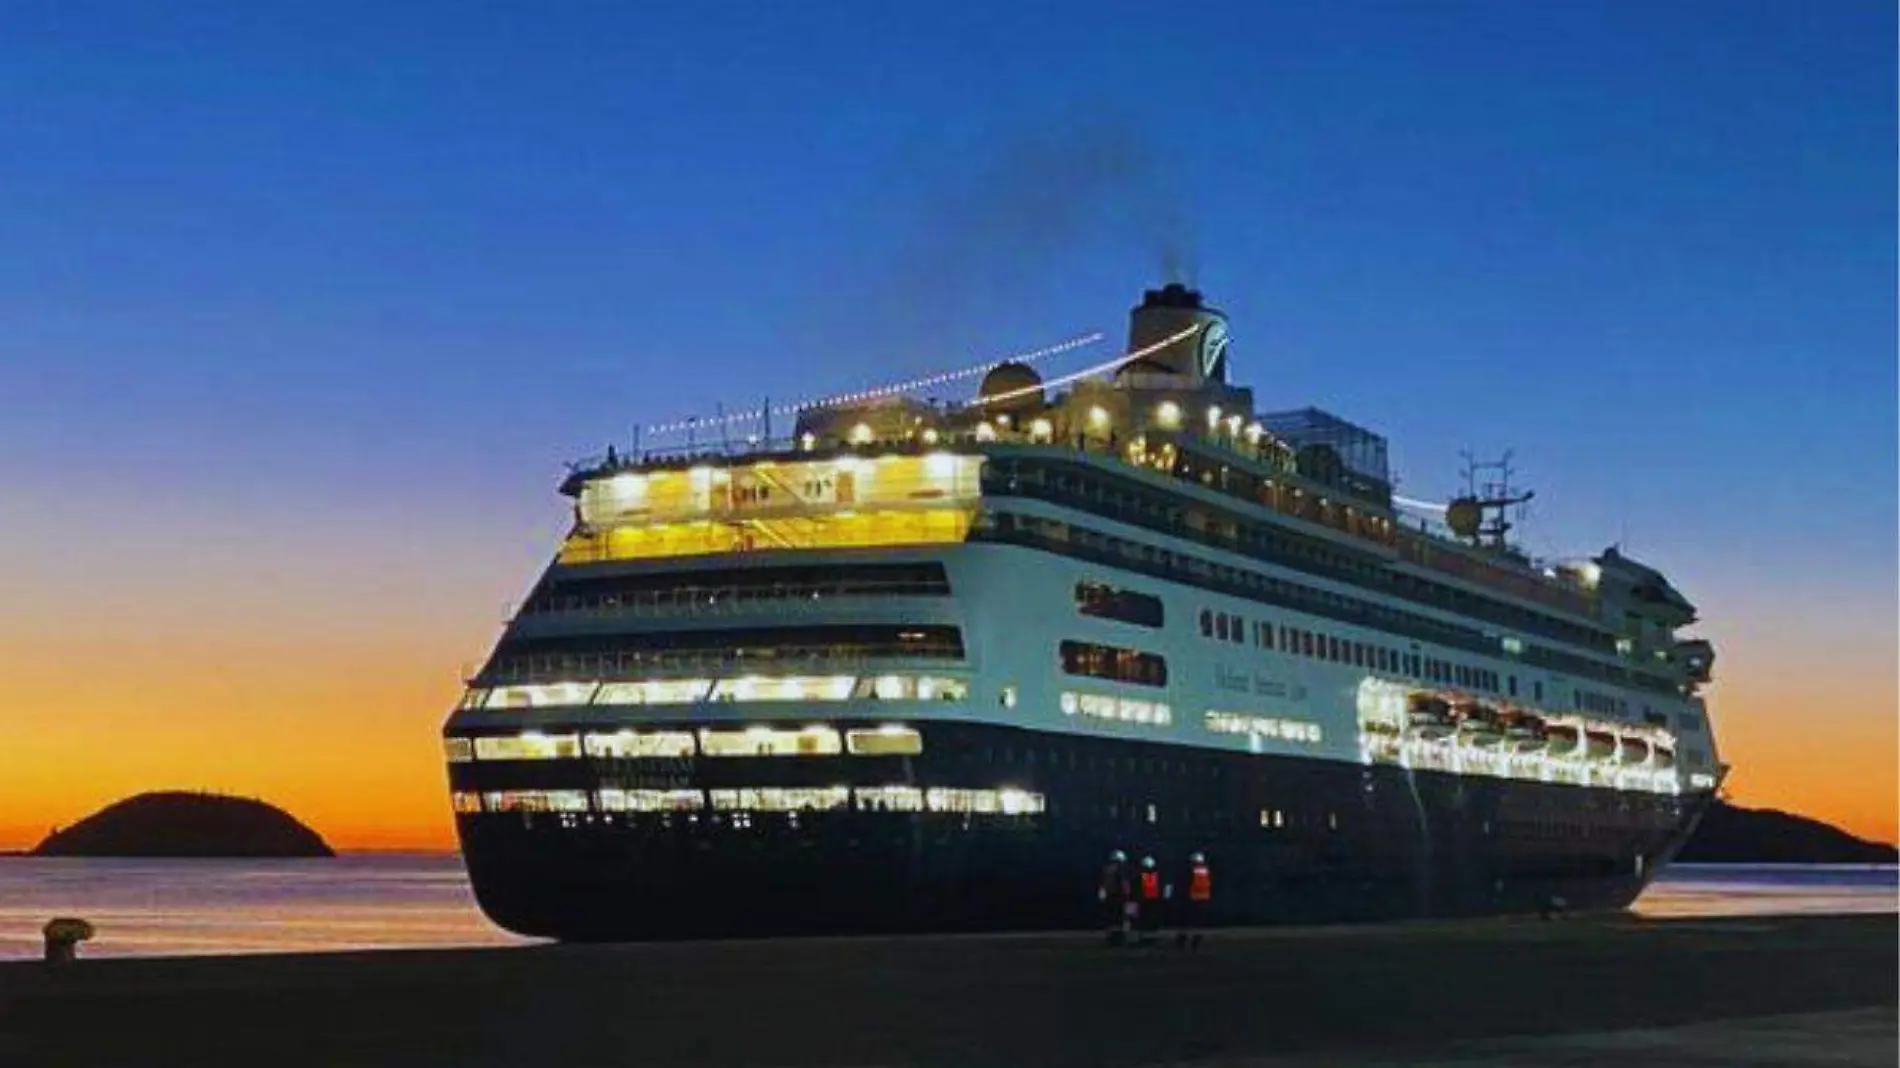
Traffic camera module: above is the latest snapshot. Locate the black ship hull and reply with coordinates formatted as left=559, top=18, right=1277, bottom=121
left=452, top=720, right=1706, bottom=941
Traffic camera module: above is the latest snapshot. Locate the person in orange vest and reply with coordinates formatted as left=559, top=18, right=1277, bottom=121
left=1135, top=855, right=1165, bottom=945
left=1098, top=850, right=1132, bottom=946
left=1175, top=852, right=1212, bottom=949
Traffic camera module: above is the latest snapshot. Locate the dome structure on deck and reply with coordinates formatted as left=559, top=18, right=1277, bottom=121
left=978, top=361, right=1044, bottom=413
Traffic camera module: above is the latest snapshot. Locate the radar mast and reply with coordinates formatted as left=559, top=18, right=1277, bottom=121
left=1444, top=450, right=1534, bottom=553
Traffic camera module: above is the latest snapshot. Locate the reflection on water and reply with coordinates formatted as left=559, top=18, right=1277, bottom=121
left=0, top=855, right=529, bottom=960
left=1633, top=863, right=1898, bottom=919
left=0, top=856, right=1891, bottom=960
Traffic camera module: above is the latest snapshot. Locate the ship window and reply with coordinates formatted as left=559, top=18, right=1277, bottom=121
left=451, top=791, right=482, bottom=814
left=458, top=688, right=489, bottom=710
left=1215, top=613, right=1229, bottom=641
left=1059, top=640, right=1169, bottom=687
left=1199, top=609, right=1214, bottom=637
left=854, top=785, right=924, bottom=811
left=1061, top=690, right=1173, bottom=725
left=489, top=625, right=966, bottom=679
left=1075, top=581, right=1164, bottom=628
left=711, top=675, right=855, bottom=703
left=474, top=733, right=581, bottom=761
left=699, top=726, right=842, bottom=757
left=1228, top=615, right=1244, bottom=644
left=925, top=787, right=1044, bottom=815
left=596, top=679, right=714, bottom=705
left=484, top=682, right=599, bottom=709
left=443, top=737, right=474, bottom=763
left=710, top=787, right=849, bottom=812
left=854, top=675, right=969, bottom=701
left=596, top=789, right=702, bottom=812
left=582, top=730, right=696, bottom=759
left=482, top=790, right=588, bottom=813
left=1508, top=675, right=1519, bottom=696
left=1328, top=636, right=1341, bottom=662
left=1302, top=632, right=1316, bottom=657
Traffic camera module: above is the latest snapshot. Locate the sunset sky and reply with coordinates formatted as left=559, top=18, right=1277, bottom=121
left=2, top=2, right=1892, bottom=850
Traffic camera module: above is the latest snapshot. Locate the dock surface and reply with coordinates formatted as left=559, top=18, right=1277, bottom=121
left=3, top=914, right=1893, bottom=1067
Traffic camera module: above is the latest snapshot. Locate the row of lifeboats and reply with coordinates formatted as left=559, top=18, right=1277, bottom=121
left=1404, top=695, right=1675, bottom=768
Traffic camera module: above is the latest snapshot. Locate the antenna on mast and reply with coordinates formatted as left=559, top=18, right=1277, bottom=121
left=1445, top=449, right=1534, bottom=553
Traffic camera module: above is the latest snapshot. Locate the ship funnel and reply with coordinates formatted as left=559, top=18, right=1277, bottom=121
left=1125, top=282, right=1229, bottom=385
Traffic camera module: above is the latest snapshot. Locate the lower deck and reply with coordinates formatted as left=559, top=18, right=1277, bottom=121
left=449, top=719, right=1705, bottom=940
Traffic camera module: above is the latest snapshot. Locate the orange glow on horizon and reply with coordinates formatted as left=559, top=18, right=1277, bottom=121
left=1, top=514, right=1892, bottom=853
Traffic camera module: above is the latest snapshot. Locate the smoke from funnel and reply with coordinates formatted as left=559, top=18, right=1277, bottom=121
left=832, top=113, right=1198, bottom=359
left=1154, top=201, right=1199, bottom=287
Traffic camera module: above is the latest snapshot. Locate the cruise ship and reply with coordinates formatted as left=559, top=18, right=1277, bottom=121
left=443, top=283, right=1725, bottom=940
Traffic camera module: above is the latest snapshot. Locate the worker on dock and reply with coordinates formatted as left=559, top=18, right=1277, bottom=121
left=1136, top=855, right=1164, bottom=945
left=1175, top=852, right=1211, bottom=949
left=1098, top=850, right=1132, bottom=946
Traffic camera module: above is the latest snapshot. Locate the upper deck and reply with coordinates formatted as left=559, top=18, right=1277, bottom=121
left=550, top=281, right=1707, bottom=690
left=557, top=416, right=1596, bottom=623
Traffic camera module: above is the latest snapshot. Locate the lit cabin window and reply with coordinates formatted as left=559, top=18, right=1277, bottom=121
left=854, top=785, right=924, bottom=811
left=458, top=688, right=489, bottom=710
left=709, top=786, right=849, bottom=812
left=711, top=675, right=854, bottom=703
left=1074, top=581, right=1164, bottom=628
left=1060, top=690, right=1173, bottom=726
left=582, top=730, right=695, bottom=759
left=482, top=790, right=588, bottom=813
left=1205, top=710, right=1323, bottom=745
left=474, top=733, right=581, bottom=761
left=858, top=675, right=968, bottom=701
left=444, top=737, right=474, bottom=763
left=451, top=791, right=482, bottom=814
left=1059, top=640, right=1168, bottom=687
left=699, top=726, right=841, bottom=758
left=485, top=682, right=599, bottom=709
left=925, top=787, right=1044, bottom=815
left=596, top=679, right=713, bottom=705
left=846, top=726, right=923, bottom=756
left=596, top=788, right=702, bottom=812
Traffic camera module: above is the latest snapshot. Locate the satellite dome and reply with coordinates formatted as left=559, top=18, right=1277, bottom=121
left=1115, top=356, right=1174, bottom=379
left=1445, top=497, right=1483, bottom=539
left=979, top=361, right=1043, bottom=411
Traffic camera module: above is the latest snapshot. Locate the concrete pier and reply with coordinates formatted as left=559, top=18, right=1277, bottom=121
left=2, top=914, right=1891, bottom=1067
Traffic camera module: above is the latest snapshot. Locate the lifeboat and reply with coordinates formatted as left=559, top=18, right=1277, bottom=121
left=1584, top=730, right=1618, bottom=760
left=1501, top=711, right=1547, bottom=752
left=1544, top=724, right=1582, bottom=757
left=1456, top=704, right=1504, bottom=747
left=1407, top=695, right=1454, bottom=738
left=1654, top=746, right=1677, bottom=769
left=1617, top=736, right=1651, bottom=765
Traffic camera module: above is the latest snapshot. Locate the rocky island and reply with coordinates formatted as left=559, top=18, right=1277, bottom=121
left=1677, top=800, right=1898, bottom=865
left=33, top=792, right=334, bottom=858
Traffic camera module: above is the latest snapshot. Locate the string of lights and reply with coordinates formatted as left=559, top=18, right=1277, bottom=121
left=966, top=323, right=1204, bottom=409
left=641, top=332, right=1104, bottom=437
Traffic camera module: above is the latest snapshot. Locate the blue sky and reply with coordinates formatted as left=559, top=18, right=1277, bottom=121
left=0, top=2, right=1892, bottom=834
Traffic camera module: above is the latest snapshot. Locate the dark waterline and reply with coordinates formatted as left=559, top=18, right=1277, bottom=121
left=0, top=855, right=1890, bottom=960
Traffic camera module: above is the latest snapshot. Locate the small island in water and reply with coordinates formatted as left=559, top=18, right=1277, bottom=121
left=33, top=792, right=335, bottom=858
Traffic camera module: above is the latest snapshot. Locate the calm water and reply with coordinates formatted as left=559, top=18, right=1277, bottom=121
left=0, top=856, right=1891, bottom=960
